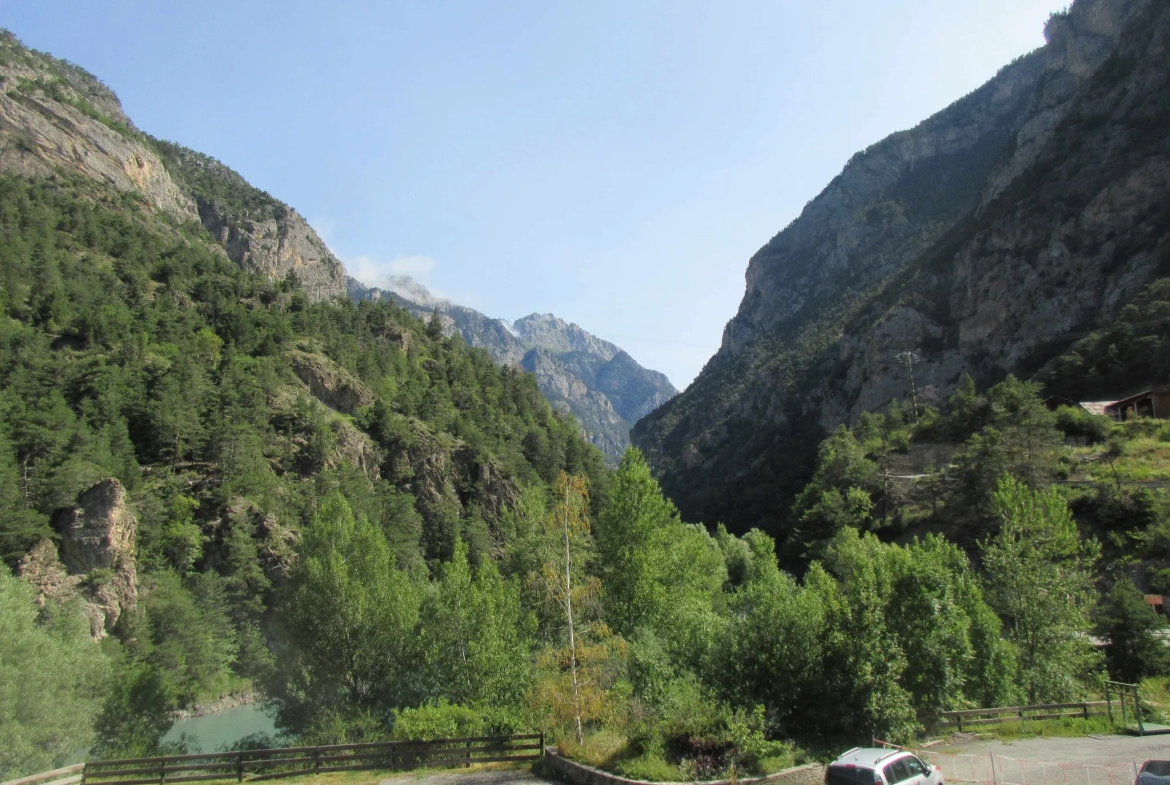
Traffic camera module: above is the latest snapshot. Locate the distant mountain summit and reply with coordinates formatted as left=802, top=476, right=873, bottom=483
left=349, top=277, right=676, bottom=461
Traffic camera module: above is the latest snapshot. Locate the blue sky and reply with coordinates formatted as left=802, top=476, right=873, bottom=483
left=6, top=1, right=1058, bottom=389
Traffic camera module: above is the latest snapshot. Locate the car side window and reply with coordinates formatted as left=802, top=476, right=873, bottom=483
left=905, top=758, right=927, bottom=777
left=884, top=761, right=910, bottom=784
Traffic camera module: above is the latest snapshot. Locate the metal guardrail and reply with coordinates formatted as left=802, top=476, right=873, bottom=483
left=939, top=701, right=1108, bottom=731
left=82, top=733, right=545, bottom=785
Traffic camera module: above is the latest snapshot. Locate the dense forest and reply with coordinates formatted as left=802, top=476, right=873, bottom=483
left=4, top=168, right=1170, bottom=781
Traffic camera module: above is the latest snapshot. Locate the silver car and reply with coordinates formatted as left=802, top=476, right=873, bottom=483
left=826, top=748, right=944, bottom=785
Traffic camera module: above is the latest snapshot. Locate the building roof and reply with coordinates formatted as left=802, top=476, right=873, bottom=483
left=1108, top=385, right=1170, bottom=409
left=1080, top=401, right=1115, bottom=416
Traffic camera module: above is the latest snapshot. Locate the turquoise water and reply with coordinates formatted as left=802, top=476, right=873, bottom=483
left=163, top=704, right=278, bottom=753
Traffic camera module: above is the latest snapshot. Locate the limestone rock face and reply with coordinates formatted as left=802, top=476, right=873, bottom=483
left=19, top=478, right=139, bottom=638
left=152, top=142, right=348, bottom=302
left=55, top=479, right=137, bottom=575
left=633, top=0, right=1170, bottom=536
left=522, top=347, right=629, bottom=459
left=0, top=33, right=196, bottom=220
left=351, top=277, right=679, bottom=463
left=0, top=32, right=346, bottom=302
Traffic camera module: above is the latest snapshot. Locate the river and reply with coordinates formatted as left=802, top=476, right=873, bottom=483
left=162, top=704, right=278, bottom=753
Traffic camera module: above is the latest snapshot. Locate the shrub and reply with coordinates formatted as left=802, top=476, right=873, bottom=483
left=1055, top=406, right=1112, bottom=444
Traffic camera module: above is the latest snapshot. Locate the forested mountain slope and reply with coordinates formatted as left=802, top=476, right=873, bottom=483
left=0, top=29, right=609, bottom=769
left=350, top=277, right=677, bottom=461
left=633, top=0, right=1170, bottom=539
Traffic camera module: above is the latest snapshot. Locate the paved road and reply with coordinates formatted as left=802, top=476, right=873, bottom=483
left=939, top=735, right=1170, bottom=766
left=380, top=768, right=550, bottom=785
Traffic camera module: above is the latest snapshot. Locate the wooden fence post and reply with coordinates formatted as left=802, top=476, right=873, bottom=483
left=237, top=754, right=244, bottom=783
left=465, top=739, right=471, bottom=768
left=159, top=760, right=166, bottom=785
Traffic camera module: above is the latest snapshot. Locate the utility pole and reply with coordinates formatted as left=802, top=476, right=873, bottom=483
left=896, top=351, right=920, bottom=423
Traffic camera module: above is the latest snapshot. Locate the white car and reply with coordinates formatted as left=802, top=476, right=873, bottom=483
left=826, top=748, right=944, bottom=785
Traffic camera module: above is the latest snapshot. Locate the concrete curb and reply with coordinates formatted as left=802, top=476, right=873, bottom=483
left=542, top=748, right=825, bottom=785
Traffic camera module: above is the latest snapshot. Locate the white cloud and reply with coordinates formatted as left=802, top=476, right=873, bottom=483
left=347, top=254, right=438, bottom=288
left=388, top=255, right=438, bottom=277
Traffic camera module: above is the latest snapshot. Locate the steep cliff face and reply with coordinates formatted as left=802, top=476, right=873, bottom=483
left=633, top=0, right=1169, bottom=537
left=0, top=31, right=196, bottom=220
left=350, top=278, right=679, bottom=462
left=154, top=142, right=347, bottom=301
left=0, top=31, right=346, bottom=301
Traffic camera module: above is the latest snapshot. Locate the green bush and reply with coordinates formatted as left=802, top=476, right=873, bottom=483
left=1055, top=406, right=1112, bottom=444
left=391, top=700, right=523, bottom=741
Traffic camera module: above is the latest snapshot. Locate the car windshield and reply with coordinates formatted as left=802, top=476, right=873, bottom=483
left=1144, top=763, right=1170, bottom=777
left=827, top=764, right=877, bottom=785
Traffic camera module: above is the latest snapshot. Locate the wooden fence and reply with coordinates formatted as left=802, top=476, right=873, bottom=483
left=939, top=701, right=1108, bottom=732
left=82, top=734, right=544, bottom=785
left=1, top=764, right=84, bottom=785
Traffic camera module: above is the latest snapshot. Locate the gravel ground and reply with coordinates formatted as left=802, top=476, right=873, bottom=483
left=937, top=734, right=1170, bottom=766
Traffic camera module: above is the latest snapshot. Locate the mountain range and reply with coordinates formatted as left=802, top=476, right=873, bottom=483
left=633, top=0, right=1170, bottom=538
left=0, top=30, right=673, bottom=464
left=348, top=276, right=676, bottom=461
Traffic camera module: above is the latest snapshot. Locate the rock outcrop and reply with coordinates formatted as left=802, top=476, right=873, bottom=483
left=633, top=0, right=1170, bottom=537
left=350, top=277, right=679, bottom=462
left=289, top=348, right=376, bottom=414
left=18, top=478, right=139, bottom=638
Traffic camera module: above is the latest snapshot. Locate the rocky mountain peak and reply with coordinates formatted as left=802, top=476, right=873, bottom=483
left=512, top=313, right=621, bottom=361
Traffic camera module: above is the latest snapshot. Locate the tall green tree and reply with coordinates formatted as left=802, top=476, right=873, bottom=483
left=1094, top=576, right=1169, bottom=683
left=596, top=448, right=725, bottom=661
left=269, top=493, right=425, bottom=740
left=982, top=477, right=1100, bottom=703
left=0, top=566, right=109, bottom=778
left=420, top=540, right=535, bottom=710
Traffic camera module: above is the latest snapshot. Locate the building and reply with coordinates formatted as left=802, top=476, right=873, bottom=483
left=1105, top=386, right=1170, bottom=421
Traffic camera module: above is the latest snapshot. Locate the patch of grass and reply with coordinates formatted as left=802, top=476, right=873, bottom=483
left=759, top=755, right=801, bottom=774
left=555, top=730, right=628, bottom=768
left=557, top=732, right=687, bottom=782
left=954, top=715, right=1117, bottom=741
left=613, top=753, right=684, bottom=782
